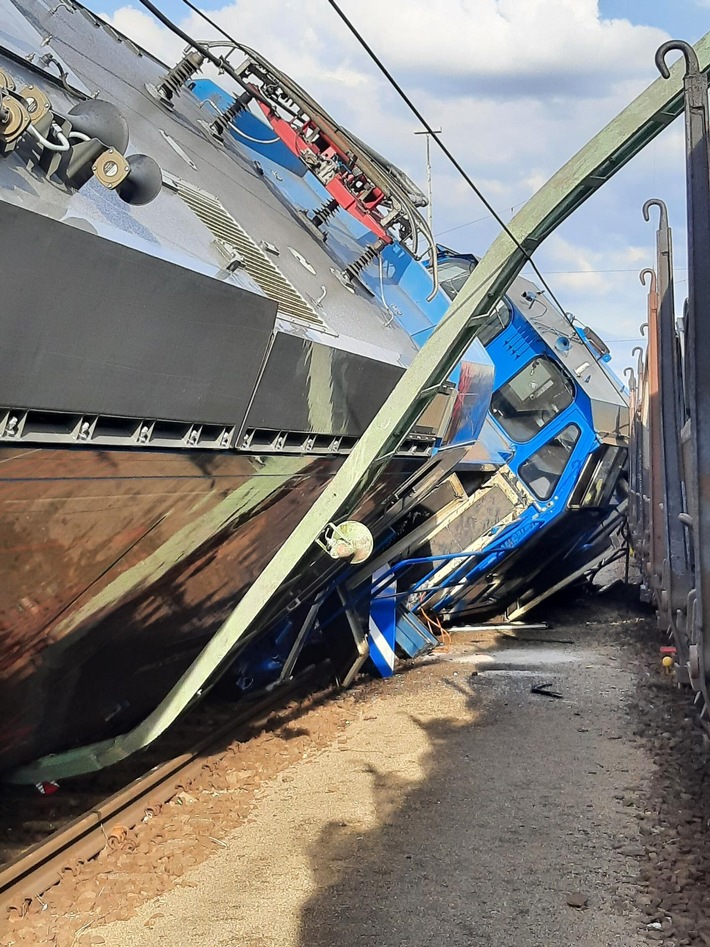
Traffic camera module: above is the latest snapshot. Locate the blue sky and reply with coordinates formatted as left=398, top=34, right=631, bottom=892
left=96, top=0, right=709, bottom=369
left=599, top=1, right=707, bottom=37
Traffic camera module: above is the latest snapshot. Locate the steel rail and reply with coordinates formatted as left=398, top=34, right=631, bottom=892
left=0, top=668, right=329, bottom=926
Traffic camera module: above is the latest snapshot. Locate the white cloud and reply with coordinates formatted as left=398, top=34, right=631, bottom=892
left=103, top=0, right=667, bottom=100
left=102, top=5, right=183, bottom=63
left=333, top=0, right=667, bottom=99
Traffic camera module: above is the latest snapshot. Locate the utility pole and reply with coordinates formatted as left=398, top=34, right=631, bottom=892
left=414, top=128, right=441, bottom=234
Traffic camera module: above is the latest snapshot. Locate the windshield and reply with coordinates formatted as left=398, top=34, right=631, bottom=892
left=490, top=356, right=575, bottom=442
left=518, top=424, right=580, bottom=500
left=439, top=258, right=475, bottom=300
left=438, top=257, right=511, bottom=345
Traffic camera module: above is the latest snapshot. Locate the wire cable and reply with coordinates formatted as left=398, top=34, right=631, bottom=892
left=322, top=0, right=572, bottom=320
left=134, top=0, right=275, bottom=112
left=173, top=0, right=241, bottom=46
left=435, top=201, right=527, bottom=237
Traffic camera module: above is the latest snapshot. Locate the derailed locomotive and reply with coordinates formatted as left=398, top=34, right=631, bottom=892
left=228, top=248, right=630, bottom=688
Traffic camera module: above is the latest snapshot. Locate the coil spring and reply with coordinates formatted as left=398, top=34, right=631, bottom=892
left=210, top=96, right=248, bottom=140
left=157, top=51, right=204, bottom=101
left=311, top=198, right=340, bottom=229
left=344, top=239, right=387, bottom=280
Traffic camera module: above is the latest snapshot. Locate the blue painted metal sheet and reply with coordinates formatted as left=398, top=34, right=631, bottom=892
left=368, top=567, right=397, bottom=677
left=395, top=610, right=439, bottom=658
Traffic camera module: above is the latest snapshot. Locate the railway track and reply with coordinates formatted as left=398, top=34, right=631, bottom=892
left=0, top=667, right=331, bottom=932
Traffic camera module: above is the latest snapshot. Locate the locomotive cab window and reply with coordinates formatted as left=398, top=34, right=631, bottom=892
left=518, top=424, right=580, bottom=500
left=439, top=257, right=475, bottom=300
left=490, top=356, right=574, bottom=442
left=438, top=257, right=511, bottom=345
left=477, top=297, right=512, bottom=346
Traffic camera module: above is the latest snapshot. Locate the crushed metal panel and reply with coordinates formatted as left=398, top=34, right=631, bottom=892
left=426, top=470, right=527, bottom=561
left=395, top=610, right=439, bottom=658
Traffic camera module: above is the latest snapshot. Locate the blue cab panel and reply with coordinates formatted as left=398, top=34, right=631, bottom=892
left=403, top=249, right=629, bottom=623
left=188, top=78, right=307, bottom=175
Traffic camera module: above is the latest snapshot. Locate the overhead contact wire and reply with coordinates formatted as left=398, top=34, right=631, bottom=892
left=322, top=0, right=571, bottom=320
left=173, top=0, right=240, bottom=45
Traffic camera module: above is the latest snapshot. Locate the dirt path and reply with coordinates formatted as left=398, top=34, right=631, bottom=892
left=93, top=595, right=656, bottom=947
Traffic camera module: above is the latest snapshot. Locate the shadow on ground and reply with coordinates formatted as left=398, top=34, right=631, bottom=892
left=296, top=588, right=648, bottom=947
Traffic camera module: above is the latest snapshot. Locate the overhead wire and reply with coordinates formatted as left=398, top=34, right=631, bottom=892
left=171, top=0, right=242, bottom=45
left=435, top=201, right=527, bottom=237
left=322, top=0, right=574, bottom=321
left=523, top=267, right=688, bottom=275
left=434, top=213, right=495, bottom=237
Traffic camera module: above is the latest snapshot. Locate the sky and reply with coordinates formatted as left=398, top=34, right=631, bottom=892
left=94, top=0, right=710, bottom=371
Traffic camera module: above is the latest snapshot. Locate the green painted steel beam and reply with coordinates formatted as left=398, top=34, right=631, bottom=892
left=10, top=34, right=710, bottom=782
